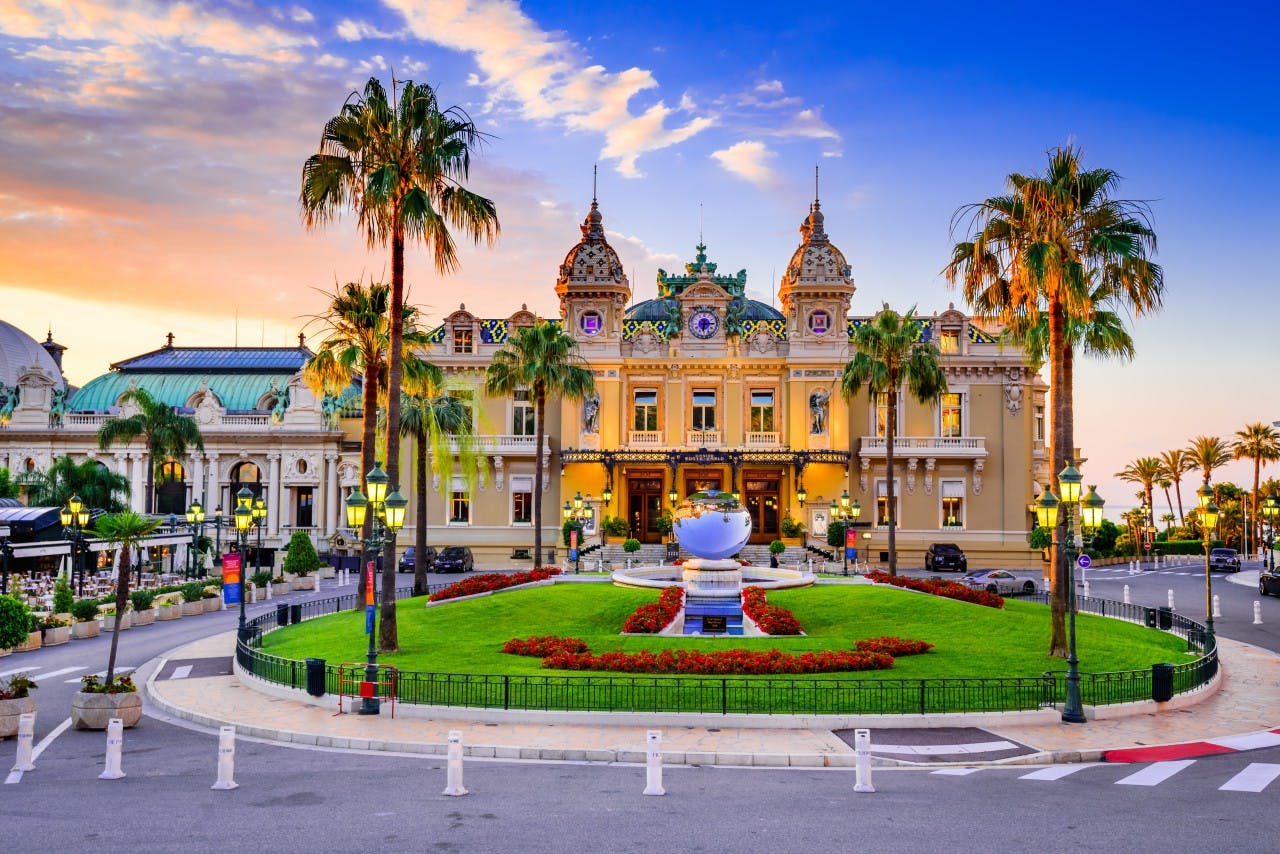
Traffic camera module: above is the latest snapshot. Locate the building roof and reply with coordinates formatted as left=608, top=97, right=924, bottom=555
left=111, top=346, right=313, bottom=373
left=69, top=372, right=295, bottom=413
left=0, top=319, right=63, bottom=388
left=625, top=297, right=784, bottom=323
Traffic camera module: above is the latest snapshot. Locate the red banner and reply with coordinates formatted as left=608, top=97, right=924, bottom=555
left=845, top=528, right=857, bottom=549
left=366, top=560, right=375, bottom=605
left=222, top=552, right=242, bottom=585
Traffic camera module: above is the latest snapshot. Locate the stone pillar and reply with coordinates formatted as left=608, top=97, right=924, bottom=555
left=206, top=453, right=221, bottom=512
left=267, top=453, right=281, bottom=537
left=130, top=452, right=146, bottom=512
left=191, top=454, right=205, bottom=507
left=325, top=453, right=339, bottom=536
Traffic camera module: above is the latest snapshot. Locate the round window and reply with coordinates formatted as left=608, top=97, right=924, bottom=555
left=807, top=309, right=831, bottom=335
left=578, top=310, right=603, bottom=336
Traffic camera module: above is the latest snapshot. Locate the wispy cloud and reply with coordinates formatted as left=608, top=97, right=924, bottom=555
left=711, top=140, right=779, bottom=188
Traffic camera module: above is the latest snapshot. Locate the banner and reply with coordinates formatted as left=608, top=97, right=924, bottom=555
left=222, top=553, right=242, bottom=605
left=365, top=560, right=376, bottom=634
left=569, top=529, right=578, bottom=562
left=844, top=528, right=857, bottom=561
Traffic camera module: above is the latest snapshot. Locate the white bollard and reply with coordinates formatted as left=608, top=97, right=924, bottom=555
left=1123, top=584, right=1130, bottom=604
left=642, top=729, right=665, bottom=796
left=1212, top=594, right=1221, bottom=618
left=1082, top=581, right=1090, bottom=599
left=442, top=730, right=468, bottom=796
left=99, top=718, right=125, bottom=780
left=1168, top=589, right=1175, bottom=610
left=1254, top=601, right=1264, bottom=625
left=1042, top=576, right=1051, bottom=593
left=11, top=711, right=35, bottom=772
left=853, top=728, right=876, bottom=793
left=265, top=579, right=271, bottom=600
left=211, top=725, right=239, bottom=790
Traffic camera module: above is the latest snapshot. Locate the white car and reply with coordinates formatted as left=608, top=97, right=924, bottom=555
left=959, top=569, right=1039, bottom=595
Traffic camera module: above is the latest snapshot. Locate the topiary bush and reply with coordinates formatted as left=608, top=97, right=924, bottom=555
left=622, top=538, right=642, bottom=553
left=561, top=518, right=585, bottom=548
left=827, top=519, right=847, bottom=549
left=282, top=531, right=323, bottom=576
left=0, top=595, right=31, bottom=649
left=768, top=539, right=787, bottom=555
left=53, top=571, right=74, bottom=615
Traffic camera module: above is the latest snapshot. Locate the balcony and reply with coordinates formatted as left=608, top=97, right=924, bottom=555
left=744, top=431, right=781, bottom=448
left=627, top=430, right=664, bottom=446
left=859, top=435, right=987, bottom=459
left=62, top=412, right=271, bottom=429
left=685, top=430, right=722, bottom=447
left=448, top=434, right=551, bottom=455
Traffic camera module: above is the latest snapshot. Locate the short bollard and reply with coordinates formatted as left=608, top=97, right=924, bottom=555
left=1212, top=594, right=1221, bottom=618
left=212, top=726, right=239, bottom=790
left=1168, top=589, right=1175, bottom=610
left=11, top=712, right=35, bottom=773
left=642, top=730, right=665, bottom=796
left=1042, top=577, right=1051, bottom=594
left=1123, top=584, right=1131, bottom=605
left=442, top=731, right=467, bottom=796
left=99, top=718, right=125, bottom=780
left=853, top=728, right=875, bottom=793
left=1082, top=581, right=1090, bottom=599
left=1254, top=601, right=1263, bottom=625
left=265, top=580, right=272, bottom=600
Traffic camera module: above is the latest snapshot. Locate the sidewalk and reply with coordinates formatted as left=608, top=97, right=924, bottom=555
left=143, top=633, right=1280, bottom=768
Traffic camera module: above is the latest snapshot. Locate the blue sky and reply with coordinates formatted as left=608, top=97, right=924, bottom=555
left=0, top=0, right=1276, bottom=507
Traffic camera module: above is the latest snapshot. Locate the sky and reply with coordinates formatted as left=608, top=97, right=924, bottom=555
left=1, top=0, right=1277, bottom=511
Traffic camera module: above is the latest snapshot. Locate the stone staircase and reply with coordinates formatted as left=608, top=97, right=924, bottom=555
left=589, top=542, right=813, bottom=569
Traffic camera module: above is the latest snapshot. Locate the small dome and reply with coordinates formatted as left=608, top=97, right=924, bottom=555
left=782, top=201, right=853, bottom=286
left=558, top=200, right=626, bottom=285
left=0, top=319, right=63, bottom=388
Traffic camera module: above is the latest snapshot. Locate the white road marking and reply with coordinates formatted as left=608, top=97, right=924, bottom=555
left=1208, top=731, right=1280, bottom=751
left=931, top=768, right=983, bottom=775
left=170, top=665, right=193, bottom=679
left=1115, top=760, right=1195, bottom=786
left=31, top=717, right=72, bottom=762
left=38, top=666, right=85, bottom=680
left=0, top=665, right=41, bottom=679
left=1019, top=764, right=1099, bottom=780
left=1219, top=763, right=1280, bottom=793
left=871, top=740, right=1018, bottom=756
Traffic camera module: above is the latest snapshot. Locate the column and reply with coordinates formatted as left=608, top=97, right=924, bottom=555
left=325, top=454, right=339, bottom=536
left=206, top=453, right=222, bottom=512
left=130, top=452, right=146, bottom=512
left=267, top=453, right=281, bottom=537
left=191, top=454, right=205, bottom=507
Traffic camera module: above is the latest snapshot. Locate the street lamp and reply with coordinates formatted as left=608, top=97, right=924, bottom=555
left=213, top=505, right=224, bottom=567
left=344, top=462, right=406, bottom=715
left=796, top=483, right=807, bottom=508
left=60, top=494, right=91, bottom=596
left=1198, top=488, right=1220, bottom=654
left=252, top=495, right=267, bottom=582
left=668, top=485, right=679, bottom=507
left=185, top=499, right=205, bottom=578
left=564, top=492, right=591, bottom=574
left=233, top=500, right=253, bottom=641
left=601, top=482, right=612, bottom=507
left=1262, top=494, right=1279, bottom=572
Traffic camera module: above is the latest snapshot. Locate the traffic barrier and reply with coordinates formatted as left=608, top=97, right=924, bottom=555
left=853, top=728, right=875, bottom=793
left=1123, top=585, right=1130, bottom=605
left=265, top=580, right=271, bottom=600
left=442, top=730, right=467, bottom=796
left=1082, top=581, right=1090, bottom=599
left=1254, top=601, right=1263, bottom=625
left=11, top=712, right=35, bottom=772
left=642, top=730, right=665, bottom=796
left=211, top=726, right=239, bottom=790
left=99, top=718, right=125, bottom=780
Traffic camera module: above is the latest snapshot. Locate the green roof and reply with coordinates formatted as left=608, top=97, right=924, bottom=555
left=70, top=372, right=295, bottom=413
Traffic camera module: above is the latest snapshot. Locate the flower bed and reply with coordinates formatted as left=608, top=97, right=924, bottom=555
left=542, top=646, right=895, bottom=675
left=501, top=635, right=589, bottom=657
left=866, top=570, right=1003, bottom=609
left=741, top=586, right=803, bottom=635
left=622, top=586, right=683, bottom=633
left=854, top=635, right=934, bottom=657
left=428, top=568, right=561, bottom=602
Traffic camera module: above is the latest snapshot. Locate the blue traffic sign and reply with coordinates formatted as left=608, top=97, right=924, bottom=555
left=1077, top=554, right=1091, bottom=568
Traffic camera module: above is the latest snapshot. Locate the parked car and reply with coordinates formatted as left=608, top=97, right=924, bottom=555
left=433, top=546, right=475, bottom=573
left=1209, top=548, right=1241, bottom=572
left=924, top=543, right=967, bottom=572
left=959, top=569, right=1038, bottom=596
left=397, top=546, right=437, bottom=573
left=1260, top=566, right=1280, bottom=597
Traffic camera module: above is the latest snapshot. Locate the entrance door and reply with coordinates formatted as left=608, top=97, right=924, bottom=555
left=684, top=469, right=723, bottom=497
left=627, top=474, right=665, bottom=543
left=743, top=473, right=781, bottom=544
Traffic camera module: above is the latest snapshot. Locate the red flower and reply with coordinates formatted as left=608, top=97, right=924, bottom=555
left=866, top=570, right=1003, bottom=609
left=622, top=587, right=684, bottom=633
left=741, top=586, right=804, bottom=635
left=428, top=568, right=562, bottom=602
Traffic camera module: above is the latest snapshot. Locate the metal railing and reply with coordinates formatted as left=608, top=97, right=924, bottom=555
left=237, top=586, right=1219, bottom=716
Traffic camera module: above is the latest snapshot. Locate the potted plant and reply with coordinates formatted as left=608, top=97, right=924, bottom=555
left=13, top=612, right=42, bottom=653
left=283, top=531, right=322, bottom=590
left=70, top=599, right=100, bottom=639
left=156, top=591, right=183, bottom=621
left=202, top=584, right=223, bottom=612
left=768, top=540, right=787, bottom=567
left=100, top=603, right=132, bottom=632
left=655, top=512, right=673, bottom=540
left=52, top=571, right=74, bottom=621
left=0, top=595, right=31, bottom=656
left=0, top=672, right=37, bottom=738
left=601, top=515, right=629, bottom=545
left=622, top=538, right=642, bottom=555
left=71, top=674, right=141, bottom=730
left=129, top=590, right=156, bottom=626
left=180, top=582, right=207, bottom=616
left=40, top=614, right=71, bottom=646
left=251, top=569, right=274, bottom=595
left=270, top=574, right=291, bottom=597
left=780, top=516, right=805, bottom=545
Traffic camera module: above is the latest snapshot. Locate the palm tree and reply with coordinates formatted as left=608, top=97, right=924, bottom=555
left=1232, top=422, right=1280, bottom=551
left=94, top=511, right=160, bottom=685
left=1158, top=478, right=1174, bottom=520
left=1116, top=457, right=1163, bottom=521
left=301, top=76, right=500, bottom=598
left=96, top=387, right=204, bottom=514
left=22, top=455, right=130, bottom=511
left=946, top=145, right=1163, bottom=657
left=485, top=321, right=594, bottom=569
left=1158, top=448, right=1194, bottom=523
left=840, top=305, right=947, bottom=575
left=1187, top=435, right=1231, bottom=488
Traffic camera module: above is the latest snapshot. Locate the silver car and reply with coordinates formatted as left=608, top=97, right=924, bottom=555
left=959, top=569, right=1039, bottom=595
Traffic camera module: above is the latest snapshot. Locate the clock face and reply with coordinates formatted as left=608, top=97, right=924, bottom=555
left=689, top=309, right=719, bottom=339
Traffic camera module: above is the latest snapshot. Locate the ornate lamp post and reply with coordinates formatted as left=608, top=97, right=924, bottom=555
left=233, top=496, right=254, bottom=642
left=251, top=495, right=267, bottom=580
left=668, top=485, right=679, bottom=507
left=563, top=491, right=591, bottom=573
left=60, top=494, right=91, bottom=596
left=213, top=505, right=224, bottom=567
left=344, top=462, right=407, bottom=716
left=185, top=499, right=205, bottom=578
left=1196, top=483, right=1220, bottom=653
left=1261, top=494, right=1279, bottom=572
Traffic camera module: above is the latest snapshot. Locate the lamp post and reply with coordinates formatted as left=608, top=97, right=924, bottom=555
left=185, top=500, right=205, bottom=579
left=233, top=494, right=253, bottom=642
left=59, top=494, right=91, bottom=596
left=1196, top=483, right=1219, bottom=654
left=0, top=525, right=11, bottom=596
left=1034, top=462, right=1105, bottom=725
left=213, top=505, right=223, bottom=567
left=1262, top=494, right=1279, bottom=572
left=251, top=495, right=267, bottom=583
left=563, top=492, right=590, bottom=573
left=344, top=462, right=407, bottom=716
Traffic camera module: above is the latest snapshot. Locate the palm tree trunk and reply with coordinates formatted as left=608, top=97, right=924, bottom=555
left=886, top=386, right=898, bottom=575
left=533, top=386, right=546, bottom=569
left=1253, top=458, right=1261, bottom=557
left=381, top=232, right=405, bottom=653
left=146, top=451, right=155, bottom=514
left=105, top=549, right=131, bottom=685
left=414, top=431, right=428, bottom=597
left=1174, top=475, right=1185, bottom=524
left=357, top=363, right=378, bottom=612
left=1048, top=303, right=1069, bottom=658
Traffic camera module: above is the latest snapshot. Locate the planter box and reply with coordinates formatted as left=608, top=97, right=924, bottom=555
left=271, top=582, right=291, bottom=596
left=157, top=604, right=182, bottom=621
left=71, top=691, right=142, bottom=730
left=41, top=625, right=71, bottom=646
left=203, top=597, right=222, bottom=613
left=13, top=631, right=41, bottom=653
left=132, top=608, right=156, bottom=627
left=781, top=537, right=804, bottom=547
left=243, top=585, right=256, bottom=604
left=71, top=620, right=100, bottom=639
left=180, top=600, right=205, bottom=617
left=290, top=576, right=316, bottom=591
left=0, top=695, right=36, bottom=738
left=0, top=647, right=9, bottom=657
left=102, top=613, right=132, bottom=632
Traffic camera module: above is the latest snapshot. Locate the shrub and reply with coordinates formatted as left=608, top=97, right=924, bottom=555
left=826, top=519, right=847, bottom=549
left=541, top=646, right=896, bottom=676
left=601, top=515, right=629, bottom=537
left=622, top=587, right=683, bottom=633
left=561, top=518, right=585, bottom=548
left=428, top=568, right=560, bottom=602
left=0, top=672, right=37, bottom=700
left=866, top=570, right=1004, bottom=609
left=251, top=569, right=274, bottom=589
left=501, top=636, right=589, bottom=657
left=79, top=674, right=136, bottom=694
left=282, top=531, right=322, bottom=576
left=52, top=572, right=74, bottom=615
left=1028, top=527, right=1052, bottom=550
left=0, top=595, right=32, bottom=649
left=654, top=512, right=673, bottom=536
left=70, top=599, right=100, bottom=623
left=622, top=538, right=642, bottom=553
left=780, top=516, right=804, bottom=538
left=854, top=636, right=934, bottom=657
left=180, top=581, right=209, bottom=604
left=129, top=589, right=155, bottom=612
left=768, top=540, right=787, bottom=555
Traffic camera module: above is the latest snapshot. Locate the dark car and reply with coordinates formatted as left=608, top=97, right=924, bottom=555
left=925, top=543, right=967, bottom=572
left=1209, top=548, right=1241, bottom=572
left=434, top=546, right=474, bottom=573
left=397, top=546, right=437, bottom=573
left=1260, top=566, right=1280, bottom=597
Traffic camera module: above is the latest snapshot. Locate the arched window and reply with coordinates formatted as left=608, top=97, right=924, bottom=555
left=229, top=461, right=263, bottom=504
left=156, top=460, right=186, bottom=515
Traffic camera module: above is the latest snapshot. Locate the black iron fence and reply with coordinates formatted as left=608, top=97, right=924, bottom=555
left=236, top=586, right=1220, bottom=716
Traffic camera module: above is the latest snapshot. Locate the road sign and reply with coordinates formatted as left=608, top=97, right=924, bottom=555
left=1077, top=554, right=1091, bottom=569
left=1144, top=540, right=1152, bottom=551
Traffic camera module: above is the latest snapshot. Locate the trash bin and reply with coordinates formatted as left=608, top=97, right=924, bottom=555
left=276, top=602, right=290, bottom=627
left=1157, top=606, right=1173, bottom=630
left=1151, top=663, right=1175, bottom=702
left=305, top=658, right=326, bottom=697
left=289, top=603, right=302, bottom=625
left=544, top=548, right=556, bottom=566
left=1144, top=607, right=1157, bottom=628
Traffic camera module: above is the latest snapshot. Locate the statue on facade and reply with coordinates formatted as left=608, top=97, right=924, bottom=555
left=49, top=383, right=68, bottom=427
left=269, top=381, right=289, bottom=425
left=724, top=296, right=746, bottom=340
left=321, top=393, right=339, bottom=429
left=0, top=384, right=16, bottom=425
left=809, top=388, right=830, bottom=435
left=582, top=392, right=600, bottom=434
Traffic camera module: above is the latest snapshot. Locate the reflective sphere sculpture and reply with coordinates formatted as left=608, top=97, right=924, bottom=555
left=671, top=490, right=752, bottom=560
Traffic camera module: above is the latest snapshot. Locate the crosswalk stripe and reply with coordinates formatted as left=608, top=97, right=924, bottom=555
left=1116, top=760, right=1195, bottom=786
left=67, top=666, right=134, bottom=683
left=38, top=666, right=85, bottom=679
left=0, top=665, right=41, bottom=679
left=931, top=768, right=983, bottom=776
left=1219, top=763, right=1280, bottom=793
left=1019, top=764, right=1099, bottom=781
left=171, top=665, right=193, bottom=679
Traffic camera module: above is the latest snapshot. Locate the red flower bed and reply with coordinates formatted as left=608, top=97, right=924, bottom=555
left=622, top=586, right=683, bottom=633
left=541, top=646, right=894, bottom=675
left=854, top=635, right=934, bottom=656
left=866, top=570, right=1003, bottom=609
left=741, top=586, right=804, bottom=635
left=428, top=567, right=561, bottom=602
left=502, top=635, right=589, bottom=657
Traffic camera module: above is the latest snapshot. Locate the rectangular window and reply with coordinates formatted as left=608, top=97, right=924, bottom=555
left=632, top=390, right=658, bottom=431
left=1034, top=405, right=1045, bottom=442
left=511, top=475, right=533, bottom=525
left=875, top=480, right=899, bottom=527
left=939, top=330, right=960, bottom=354
left=512, top=389, right=535, bottom=436
left=942, top=481, right=965, bottom=527
left=450, top=478, right=471, bottom=524
left=452, top=327, right=474, bottom=354
left=875, top=393, right=890, bottom=438
left=295, top=488, right=313, bottom=528
left=749, top=390, right=775, bottom=432
left=691, top=389, right=717, bottom=431
left=940, top=393, right=963, bottom=438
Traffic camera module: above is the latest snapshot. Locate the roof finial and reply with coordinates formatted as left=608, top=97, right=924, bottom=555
left=165, top=332, right=174, bottom=348
left=592, top=163, right=598, bottom=206
left=298, top=331, right=306, bottom=347
left=814, top=164, right=820, bottom=208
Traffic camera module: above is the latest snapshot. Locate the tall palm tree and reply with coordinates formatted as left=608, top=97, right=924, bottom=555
left=1116, top=457, right=1163, bottom=522
left=946, top=145, right=1163, bottom=657
left=1232, top=422, right=1280, bottom=551
left=485, top=321, right=594, bottom=569
left=96, top=388, right=204, bottom=515
left=1187, top=435, right=1231, bottom=488
left=1158, top=448, right=1194, bottom=523
left=94, top=511, right=160, bottom=685
left=301, top=76, right=500, bottom=601
left=840, top=305, right=947, bottom=575
left=23, top=455, right=130, bottom=511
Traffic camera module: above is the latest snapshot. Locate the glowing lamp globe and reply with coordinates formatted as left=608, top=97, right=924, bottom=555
left=671, top=490, right=752, bottom=560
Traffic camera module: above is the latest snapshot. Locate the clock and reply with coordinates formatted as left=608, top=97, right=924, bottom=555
left=689, top=308, right=719, bottom=339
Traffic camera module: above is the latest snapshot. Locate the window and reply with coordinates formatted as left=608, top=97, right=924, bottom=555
left=807, top=309, right=831, bottom=335
left=633, top=390, right=658, bottom=431
left=512, top=389, right=535, bottom=436
left=749, top=390, right=774, bottom=432
left=939, top=329, right=960, bottom=354
left=940, top=393, right=963, bottom=438
left=449, top=481, right=471, bottom=524
left=875, top=480, right=899, bottom=527
left=875, top=392, right=890, bottom=438
left=452, top=327, right=474, bottom=354
left=295, top=488, right=314, bottom=528
left=578, top=310, right=603, bottom=336
left=941, top=481, right=965, bottom=527
left=1034, top=405, right=1045, bottom=442
left=691, top=389, right=717, bottom=431
left=511, top=475, right=533, bottom=524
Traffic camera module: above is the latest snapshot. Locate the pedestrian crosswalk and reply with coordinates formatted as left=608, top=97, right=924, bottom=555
left=933, top=760, right=1280, bottom=793
left=0, top=664, right=135, bottom=682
